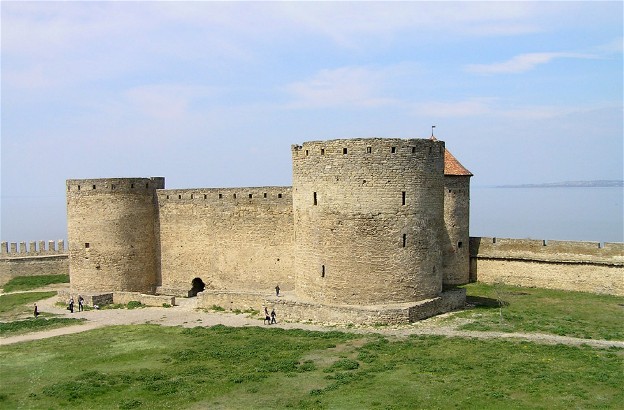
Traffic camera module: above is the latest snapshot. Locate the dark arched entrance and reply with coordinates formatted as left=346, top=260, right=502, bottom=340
left=188, top=277, right=206, bottom=297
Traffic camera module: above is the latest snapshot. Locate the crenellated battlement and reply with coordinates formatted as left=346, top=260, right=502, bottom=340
left=157, top=186, right=292, bottom=204
left=0, top=240, right=66, bottom=258
left=292, top=138, right=445, bottom=162
left=66, top=177, right=165, bottom=195
left=470, top=236, right=624, bottom=264
left=469, top=236, right=623, bottom=295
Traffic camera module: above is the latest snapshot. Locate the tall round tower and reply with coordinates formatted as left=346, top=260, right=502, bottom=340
left=66, top=177, right=164, bottom=293
left=292, top=138, right=445, bottom=305
left=435, top=139, right=473, bottom=286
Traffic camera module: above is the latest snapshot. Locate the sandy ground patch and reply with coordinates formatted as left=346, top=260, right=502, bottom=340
left=2, top=285, right=622, bottom=349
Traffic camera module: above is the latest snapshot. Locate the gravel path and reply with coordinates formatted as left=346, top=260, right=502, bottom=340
left=2, top=288, right=623, bottom=349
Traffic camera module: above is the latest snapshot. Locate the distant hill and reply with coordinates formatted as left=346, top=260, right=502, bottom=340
left=496, top=180, right=623, bottom=188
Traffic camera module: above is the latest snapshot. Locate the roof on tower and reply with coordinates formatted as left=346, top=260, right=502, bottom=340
left=430, top=137, right=473, bottom=176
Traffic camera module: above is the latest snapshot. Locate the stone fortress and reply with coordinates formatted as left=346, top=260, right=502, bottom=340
left=63, top=137, right=472, bottom=324
left=2, top=136, right=620, bottom=324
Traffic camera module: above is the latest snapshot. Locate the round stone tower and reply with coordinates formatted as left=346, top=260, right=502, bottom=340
left=433, top=137, right=473, bottom=286
left=66, top=177, right=165, bottom=293
left=291, top=138, right=445, bottom=305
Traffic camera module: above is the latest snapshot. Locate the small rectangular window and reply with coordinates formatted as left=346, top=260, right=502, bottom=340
left=391, top=147, right=396, bottom=153
left=219, top=193, right=223, bottom=199
left=343, top=148, right=348, bottom=154
left=412, top=147, right=416, bottom=153
left=278, top=193, right=282, bottom=198
left=233, top=193, right=237, bottom=199
left=366, top=147, right=372, bottom=154
left=92, top=185, right=96, bottom=190
left=321, top=148, right=325, bottom=155
left=249, top=193, right=253, bottom=199
left=402, top=234, right=407, bottom=248
left=305, top=150, right=309, bottom=156
left=78, top=185, right=81, bottom=191
left=146, top=183, right=149, bottom=188
left=85, top=243, right=90, bottom=249
left=313, top=192, right=317, bottom=205
left=263, top=193, right=267, bottom=198
left=190, top=194, right=194, bottom=199
left=457, top=241, right=463, bottom=248
left=321, top=265, right=325, bottom=278
left=131, top=183, right=134, bottom=188
left=111, top=184, right=116, bottom=190
left=178, top=195, right=182, bottom=199
left=204, top=194, right=207, bottom=199
left=402, top=191, right=406, bottom=206
left=166, top=195, right=170, bottom=199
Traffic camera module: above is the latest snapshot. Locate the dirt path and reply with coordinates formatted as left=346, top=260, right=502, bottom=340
left=2, top=288, right=623, bottom=349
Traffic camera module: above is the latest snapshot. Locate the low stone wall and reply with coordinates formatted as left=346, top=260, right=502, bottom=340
left=57, top=290, right=113, bottom=307
left=0, top=255, right=69, bottom=286
left=113, top=292, right=175, bottom=307
left=155, top=286, right=193, bottom=298
left=470, top=237, right=624, bottom=295
left=197, top=290, right=268, bottom=312
left=197, top=289, right=466, bottom=325
left=57, top=290, right=174, bottom=308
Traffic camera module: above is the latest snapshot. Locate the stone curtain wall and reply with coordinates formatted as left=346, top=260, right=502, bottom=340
left=470, top=237, right=624, bottom=295
left=291, top=138, right=446, bottom=305
left=66, top=177, right=164, bottom=293
left=0, top=240, right=68, bottom=286
left=441, top=175, right=471, bottom=286
left=157, top=187, right=294, bottom=294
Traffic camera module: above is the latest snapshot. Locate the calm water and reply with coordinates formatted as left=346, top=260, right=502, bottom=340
left=470, top=187, right=623, bottom=243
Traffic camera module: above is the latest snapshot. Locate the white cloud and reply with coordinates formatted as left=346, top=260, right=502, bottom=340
left=284, top=66, right=401, bottom=109
left=412, top=98, right=612, bottom=121
left=414, top=98, right=496, bottom=118
left=465, top=52, right=596, bottom=74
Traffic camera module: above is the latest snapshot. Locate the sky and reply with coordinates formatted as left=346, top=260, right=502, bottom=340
left=1, top=1, right=622, bottom=244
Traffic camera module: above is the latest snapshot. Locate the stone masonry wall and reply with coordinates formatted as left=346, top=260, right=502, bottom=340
left=470, top=237, right=624, bottom=295
left=291, top=138, right=446, bottom=305
left=0, top=240, right=68, bottom=286
left=66, top=177, right=164, bottom=293
left=442, top=175, right=471, bottom=286
left=157, top=187, right=294, bottom=294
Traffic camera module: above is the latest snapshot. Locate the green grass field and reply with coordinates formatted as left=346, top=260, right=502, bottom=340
left=0, top=291, right=57, bottom=315
left=0, top=292, right=86, bottom=336
left=0, top=325, right=621, bottom=409
left=0, top=281, right=622, bottom=408
left=1, top=274, right=69, bottom=293
left=455, top=283, right=624, bottom=340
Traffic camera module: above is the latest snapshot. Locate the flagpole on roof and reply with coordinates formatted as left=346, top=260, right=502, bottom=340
left=431, top=125, right=436, bottom=137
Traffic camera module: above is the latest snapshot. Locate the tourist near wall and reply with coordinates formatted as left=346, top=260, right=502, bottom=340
left=0, top=240, right=68, bottom=286
left=469, top=237, right=624, bottom=296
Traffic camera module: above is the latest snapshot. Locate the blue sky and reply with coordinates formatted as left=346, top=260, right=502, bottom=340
left=1, top=1, right=622, bottom=243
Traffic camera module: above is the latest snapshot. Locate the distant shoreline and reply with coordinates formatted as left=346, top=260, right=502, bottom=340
left=493, top=180, right=623, bottom=189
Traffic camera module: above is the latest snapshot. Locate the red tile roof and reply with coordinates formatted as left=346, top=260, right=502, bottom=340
left=431, top=137, right=473, bottom=176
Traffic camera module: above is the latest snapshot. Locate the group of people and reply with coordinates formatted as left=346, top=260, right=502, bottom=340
left=33, top=294, right=85, bottom=317
left=264, top=306, right=277, bottom=324
left=67, top=295, right=84, bottom=313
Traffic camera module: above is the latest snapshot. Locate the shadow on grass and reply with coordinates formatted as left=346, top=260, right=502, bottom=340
left=466, top=296, right=509, bottom=308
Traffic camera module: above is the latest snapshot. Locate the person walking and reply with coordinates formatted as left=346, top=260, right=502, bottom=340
left=264, top=306, right=271, bottom=324
left=275, top=285, right=280, bottom=297
left=68, top=297, right=74, bottom=313
left=34, top=303, right=39, bottom=318
left=270, top=308, right=277, bottom=324
left=78, top=295, right=84, bottom=312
